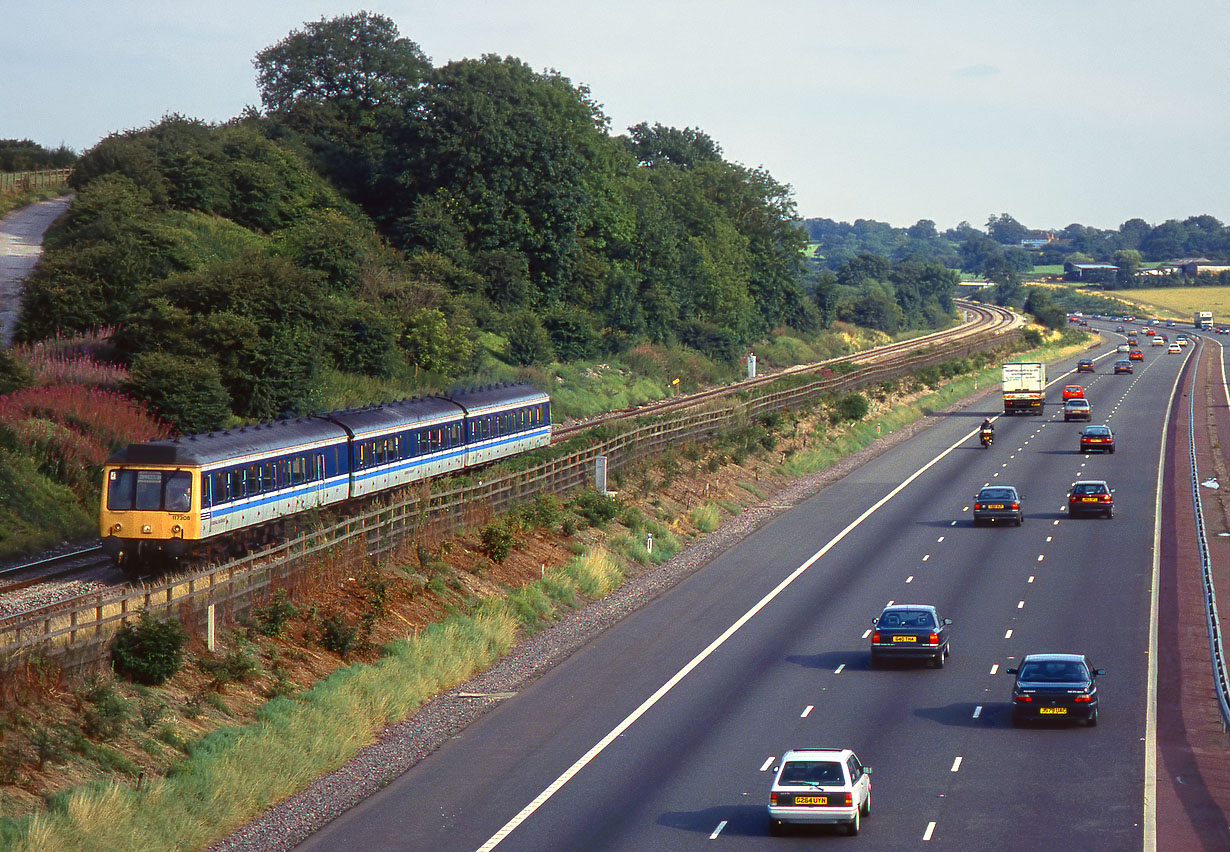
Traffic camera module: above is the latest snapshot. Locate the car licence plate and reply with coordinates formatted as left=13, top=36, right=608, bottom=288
left=1081, top=497, right=1098, bottom=502
left=1039, top=707, right=1068, bottom=715
left=986, top=504, right=1004, bottom=509
left=794, top=796, right=828, bottom=805
left=892, top=635, right=917, bottom=642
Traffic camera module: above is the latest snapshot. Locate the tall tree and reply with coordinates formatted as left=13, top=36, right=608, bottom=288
left=254, top=12, right=430, bottom=119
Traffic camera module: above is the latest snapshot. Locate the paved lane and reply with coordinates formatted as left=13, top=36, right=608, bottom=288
left=295, top=330, right=1181, bottom=851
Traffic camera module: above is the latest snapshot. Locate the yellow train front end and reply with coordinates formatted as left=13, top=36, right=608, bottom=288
left=100, top=464, right=204, bottom=568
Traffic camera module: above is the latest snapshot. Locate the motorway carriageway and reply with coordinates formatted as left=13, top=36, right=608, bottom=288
left=293, top=328, right=1200, bottom=851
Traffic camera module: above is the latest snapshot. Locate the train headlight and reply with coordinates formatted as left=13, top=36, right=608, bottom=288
left=111, top=523, right=122, bottom=534
left=142, top=524, right=152, bottom=534
left=171, top=525, right=183, bottom=536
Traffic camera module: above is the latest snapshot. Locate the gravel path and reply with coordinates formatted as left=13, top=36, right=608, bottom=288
left=212, top=390, right=995, bottom=852
left=0, top=195, right=72, bottom=346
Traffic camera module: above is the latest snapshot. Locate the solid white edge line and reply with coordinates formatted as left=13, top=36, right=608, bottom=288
left=1143, top=342, right=1194, bottom=851
left=473, top=411, right=988, bottom=850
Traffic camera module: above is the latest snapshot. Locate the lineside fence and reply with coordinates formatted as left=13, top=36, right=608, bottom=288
left=0, top=327, right=1022, bottom=672
left=0, top=168, right=73, bottom=194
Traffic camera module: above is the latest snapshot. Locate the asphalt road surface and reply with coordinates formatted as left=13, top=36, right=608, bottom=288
left=295, top=330, right=1183, bottom=851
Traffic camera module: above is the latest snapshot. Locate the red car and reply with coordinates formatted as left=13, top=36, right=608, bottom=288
left=1062, top=385, right=1085, bottom=400
left=1129, top=349, right=1144, bottom=361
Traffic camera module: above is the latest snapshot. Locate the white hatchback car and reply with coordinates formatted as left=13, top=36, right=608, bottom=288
left=768, top=747, right=872, bottom=836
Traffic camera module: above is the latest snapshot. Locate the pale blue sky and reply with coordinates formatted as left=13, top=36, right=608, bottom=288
left=5, top=1, right=1227, bottom=231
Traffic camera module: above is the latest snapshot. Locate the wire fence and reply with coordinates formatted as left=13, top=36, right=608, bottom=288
left=0, top=328, right=1021, bottom=673
left=0, top=168, right=73, bottom=195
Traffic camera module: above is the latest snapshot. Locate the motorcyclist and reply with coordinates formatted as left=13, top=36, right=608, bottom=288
left=980, top=417, right=994, bottom=433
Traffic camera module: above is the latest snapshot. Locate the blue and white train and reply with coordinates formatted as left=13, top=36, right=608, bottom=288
left=100, top=384, right=551, bottom=569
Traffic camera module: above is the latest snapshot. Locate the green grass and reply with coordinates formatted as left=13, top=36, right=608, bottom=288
left=689, top=502, right=721, bottom=533
left=10, top=550, right=623, bottom=852
left=0, top=187, right=70, bottom=219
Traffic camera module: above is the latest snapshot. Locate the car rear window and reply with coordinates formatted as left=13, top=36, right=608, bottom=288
left=1084, top=428, right=1110, bottom=436
left=979, top=488, right=1015, bottom=500
left=1019, top=661, right=1087, bottom=682
left=780, top=761, right=845, bottom=786
left=1072, top=483, right=1107, bottom=495
left=881, top=610, right=936, bottom=628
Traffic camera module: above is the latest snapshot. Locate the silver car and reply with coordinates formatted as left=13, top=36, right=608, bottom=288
left=768, top=747, right=872, bottom=836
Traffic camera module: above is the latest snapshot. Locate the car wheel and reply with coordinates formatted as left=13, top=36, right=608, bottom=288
left=860, top=789, right=872, bottom=817
left=1016, top=515, right=1023, bottom=527
left=932, top=651, right=945, bottom=669
left=1106, top=507, right=1114, bottom=519
left=848, top=807, right=860, bottom=836
left=869, top=653, right=880, bottom=669
left=1087, top=707, right=1099, bottom=727
left=769, top=820, right=783, bottom=837
left=1110, top=446, right=1115, bottom=454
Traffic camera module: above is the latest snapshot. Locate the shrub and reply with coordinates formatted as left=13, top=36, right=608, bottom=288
left=253, top=589, right=298, bottom=636
left=832, top=392, right=870, bottom=423
left=570, top=490, right=619, bottom=528
left=319, top=613, right=358, bottom=657
left=127, top=351, right=232, bottom=434
left=81, top=682, right=132, bottom=740
left=197, top=647, right=259, bottom=687
left=111, top=610, right=189, bottom=685
left=480, top=522, right=515, bottom=563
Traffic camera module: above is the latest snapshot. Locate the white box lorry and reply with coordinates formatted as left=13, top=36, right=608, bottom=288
left=1002, top=363, right=1046, bottom=415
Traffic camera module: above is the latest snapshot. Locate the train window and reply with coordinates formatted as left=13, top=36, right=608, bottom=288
left=202, top=476, right=211, bottom=508
left=134, top=470, right=164, bottom=511
left=165, top=472, right=192, bottom=512
left=107, top=470, right=136, bottom=510
left=290, top=456, right=303, bottom=485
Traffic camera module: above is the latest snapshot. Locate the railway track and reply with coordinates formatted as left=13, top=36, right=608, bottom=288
left=552, top=300, right=1018, bottom=441
left=0, top=301, right=1017, bottom=607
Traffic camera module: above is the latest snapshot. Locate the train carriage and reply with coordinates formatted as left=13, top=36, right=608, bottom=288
left=100, top=384, right=552, bottom=572
left=457, top=384, right=552, bottom=466
left=101, top=418, right=351, bottom=566
left=324, top=396, right=468, bottom=499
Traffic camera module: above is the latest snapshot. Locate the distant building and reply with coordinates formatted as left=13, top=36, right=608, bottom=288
left=1064, top=262, right=1118, bottom=281
left=1158, top=258, right=1230, bottom=277
left=1021, top=231, right=1056, bottom=249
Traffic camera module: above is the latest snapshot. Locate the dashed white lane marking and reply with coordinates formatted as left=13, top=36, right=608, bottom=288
left=1017, top=600, right=1025, bottom=609
left=951, top=756, right=963, bottom=772
left=1046, top=536, right=1053, bottom=542
left=906, top=575, right=914, bottom=583
left=972, top=705, right=983, bottom=719
left=834, top=664, right=846, bottom=674
left=862, top=629, right=872, bottom=639
left=937, top=536, right=945, bottom=542
left=993, top=472, right=1000, bottom=477
left=1005, top=629, right=1014, bottom=639
left=1037, top=554, right=1045, bottom=562
left=1001, top=463, right=1008, bottom=468
left=923, top=554, right=931, bottom=562
left=887, top=600, right=895, bottom=606
left=950, top=520, right=958, bottom=526
left=710, top=820, right=727, bottom=839
left=801, top=705, right=813, bottom=718
left=924, top=821, right=937, bottom=841
left=1010, top=454, right=1016, bottom=459
left=1028, top=576, right=1035, bottom=583
left=990, top=664, right=999, bottom=675
left=760, top=757, right=775, bottom=771
left=1053, top=520, right=1060, bottom=526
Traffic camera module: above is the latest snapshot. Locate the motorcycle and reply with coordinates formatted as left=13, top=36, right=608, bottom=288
left=980, top=428, right=994, bottom=448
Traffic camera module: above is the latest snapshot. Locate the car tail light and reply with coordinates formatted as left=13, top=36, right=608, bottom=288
left=1101, top=494, right=1112, bottom=502
left=1010, top=502, right=1019, bottom=510
left=1074, top=695, right=1093, bottom=703
left=1014, top=694, right=1032, bottom=703
left=843, top=793, right=852, bottom=807
left=973, top=503, right=981, bottom=511
left=928, top=632, right=939, bottom=645
left=871, top=631, right=881, bottom=643
left=770, top=792, right=778, bottom=805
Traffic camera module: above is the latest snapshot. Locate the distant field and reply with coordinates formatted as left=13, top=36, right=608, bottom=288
left=1109, top=287, right=1230, bottom=321
left=1031, top=264, right=1064, bottom=275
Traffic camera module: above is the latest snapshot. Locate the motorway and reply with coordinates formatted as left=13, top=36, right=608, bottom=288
left=295, top=328, right=1188, bottom=851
